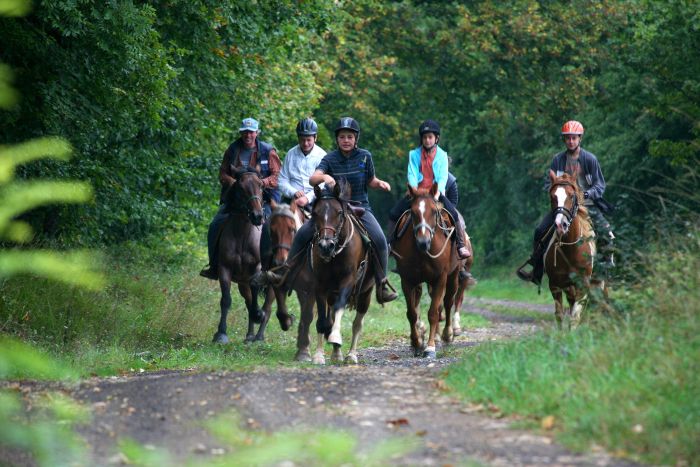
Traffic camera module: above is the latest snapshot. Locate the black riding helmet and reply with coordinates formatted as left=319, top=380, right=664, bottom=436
left=418, top=119, right=440, bottom=146
left=335, top=117, right=361, bottom=146
left=296, top=117, right=318, bottom=136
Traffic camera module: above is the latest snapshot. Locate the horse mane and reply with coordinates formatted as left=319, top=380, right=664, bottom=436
left=234, top=166, right=260, bottom=180
left=272, top=202, right=293, bottom=216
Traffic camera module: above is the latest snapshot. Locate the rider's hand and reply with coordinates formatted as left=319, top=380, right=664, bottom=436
left=295, top=195, right=309, bottom=207
left=379, top=180, right=391, bottom=192
left=324, top=175, right=336, bottom=188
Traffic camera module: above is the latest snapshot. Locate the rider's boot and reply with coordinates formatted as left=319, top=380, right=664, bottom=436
left=376, top=277, right=398, bottom=304
left=455, top=226, right=471, bottom=259
left=199, top=264, right=218, bottom=280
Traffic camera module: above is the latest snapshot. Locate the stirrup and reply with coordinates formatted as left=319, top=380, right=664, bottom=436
left=376, top=279, right=398, bottom=304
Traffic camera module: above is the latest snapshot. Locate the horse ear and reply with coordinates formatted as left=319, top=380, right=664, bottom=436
left=549, top=169, right=557, bottom=184
left=314, top=184, right=322, bottom=200
left=340, top=180, right=352, bottom=199
left=430, top=182, right=439, bottom=197
left=333, top=181, right=342, bottom=198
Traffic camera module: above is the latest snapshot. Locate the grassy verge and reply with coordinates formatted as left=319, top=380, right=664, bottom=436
left=444, top=231, right=700, bottom=465
left=1, top=238, right=499, bottom=375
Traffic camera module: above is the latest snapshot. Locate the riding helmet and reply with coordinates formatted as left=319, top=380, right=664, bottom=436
left=296, top=117, right=318, bottom=136
left=419, top=119, right=441, bottom=136
left=334, top=117, right=360, bottom=136
left=561, top=120, right=585, bottom=135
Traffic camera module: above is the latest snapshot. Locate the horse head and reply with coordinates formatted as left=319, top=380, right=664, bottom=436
left=408, top=182, right=440, bottom=252
left=548, top=170, right=583, bottom=237
left=268, top=200, right=301, bottom=268
left=225, top=167, right=264, bottom=225
left=312, top=181, right=351, bottom=261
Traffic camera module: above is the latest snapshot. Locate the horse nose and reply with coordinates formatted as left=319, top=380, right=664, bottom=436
left=416, top=237, right=431, bottom=252
left=250, top=211, right=263, bottom=225
left=319, top=239, right=336, bottom=256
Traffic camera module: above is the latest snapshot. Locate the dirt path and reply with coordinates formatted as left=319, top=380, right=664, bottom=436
left=8, top=300, right=638, bottom=466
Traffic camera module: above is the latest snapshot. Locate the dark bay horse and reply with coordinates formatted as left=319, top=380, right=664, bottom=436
left=544, top=171, right=596, bottom=329
left=392, top=183, right=460, bottom=358
left=264, top=201, right=316, bottom=361
left=308, top=183, right=375, bottom=364
left=452, top=228, right=475, bottom=336
left=213, top=167, right=269, bottom=343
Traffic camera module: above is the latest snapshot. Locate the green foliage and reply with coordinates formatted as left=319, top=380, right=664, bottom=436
left=445, top=226, right=700, bottom=465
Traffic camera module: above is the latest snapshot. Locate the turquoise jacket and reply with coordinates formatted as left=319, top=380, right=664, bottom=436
left=407, top=145, right=449, bottom=194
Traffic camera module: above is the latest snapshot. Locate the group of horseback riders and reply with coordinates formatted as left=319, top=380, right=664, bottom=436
left=199, top=115, right=614, bottom=299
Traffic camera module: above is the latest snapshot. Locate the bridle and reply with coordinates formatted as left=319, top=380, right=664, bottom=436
left=313, top=193, right=353, bottom=259
left=551, top=181, right=579, bottom=232
left=269, top=209, right=298, bottom=255
left=230, top=172, right=263, bottom=217
left=411, top=195, right=454, bottom=259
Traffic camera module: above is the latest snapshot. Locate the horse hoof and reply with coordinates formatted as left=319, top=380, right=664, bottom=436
left=453, top=327, right=462, bottom=337
left=277, top=313, right=293, bottom=331
left=244, top=334, right=255, bottom=343
left=312, top=354, right=326, bottom=365
left=344, top=353, right=359, bottom=364
left=212, top=333, right=229, bottom=344
left=254, top=335, right=265, bottom=342
left=295, top=351, right=312, bottom=362
left=413, top=348, right=424, bottom=357
left=423, top=350, right=436, bottom=359
left=328, top=330, right=342, bottom=346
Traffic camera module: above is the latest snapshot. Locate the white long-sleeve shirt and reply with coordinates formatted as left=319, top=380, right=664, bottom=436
left=278, top=144, right=326, bottom=203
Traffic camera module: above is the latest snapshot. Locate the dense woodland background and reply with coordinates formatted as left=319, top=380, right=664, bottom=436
left=1, top=0, right=697, bottom=267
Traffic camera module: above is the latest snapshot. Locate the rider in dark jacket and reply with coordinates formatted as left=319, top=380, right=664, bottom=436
left=200, top=117, right=281, bottom=280
left=516, top=120, right=614, bottom=286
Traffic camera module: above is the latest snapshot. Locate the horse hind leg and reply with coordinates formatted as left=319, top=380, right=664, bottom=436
left=441, top=273, right=458, bottom=344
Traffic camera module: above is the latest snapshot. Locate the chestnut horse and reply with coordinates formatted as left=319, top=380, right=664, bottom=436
left=309, top=183, right=375, bottom=364
left=392, top=183, right=460, bottom=358
left=451, top=225, right=475, bottom=336
left=264, top=201, right=317, bottom=361
left=544, top=171, right=596, bottom=329
left=212, top=168, right=269, bottom=343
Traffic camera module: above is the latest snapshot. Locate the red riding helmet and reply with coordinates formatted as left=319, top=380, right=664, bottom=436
left=561, top=120, right=585, bottom=135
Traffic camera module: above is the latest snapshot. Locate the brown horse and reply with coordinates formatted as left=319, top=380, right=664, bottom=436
left=392, top=183, right=460, bottom=358
left=213, top=167, right=269, bottom=343
left=544, top=171, right=596, bottom=329
left=308, top=183, right=375, bottom=364
left=264, top=201, right=316, bottom=360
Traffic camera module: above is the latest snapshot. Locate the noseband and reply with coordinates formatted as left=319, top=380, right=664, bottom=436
left=231, top=172, right=263, bottom=216
left=412, top=197, right=440, bottom=241
left=270, top=209, right=298, bottom=254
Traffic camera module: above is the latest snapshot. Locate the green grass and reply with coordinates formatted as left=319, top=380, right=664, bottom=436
left=466, top=268, right=551, bottom=304
left=444, top=233, right=700, bottom=466
left=0, top=242, right=491, bottom=375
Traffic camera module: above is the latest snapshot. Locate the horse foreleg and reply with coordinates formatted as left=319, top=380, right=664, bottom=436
left=571, top=286, right=589, bottom=329
left=213, top=277, right=232, bottom=344
left=252, top=286, right=274, bottom=342
left=425, top=277, right=447, bottom=359
left=294, top=291, right=315, bottom=362
left=551, top=289, right=564, bottom=329
left=274, top=286, right=294, bottom=332
left=312, top=298, right=328, bottom=365
left=403, top=281, right=423, bottom=356
left=239, top=283, right=261, bottom=343
left=327, top=287, right=352, bottom=347
left=345, top=290, right=371, bottom=364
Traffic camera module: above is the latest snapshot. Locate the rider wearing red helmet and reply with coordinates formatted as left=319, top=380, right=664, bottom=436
left=516, top=120, right=614, bottom=286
